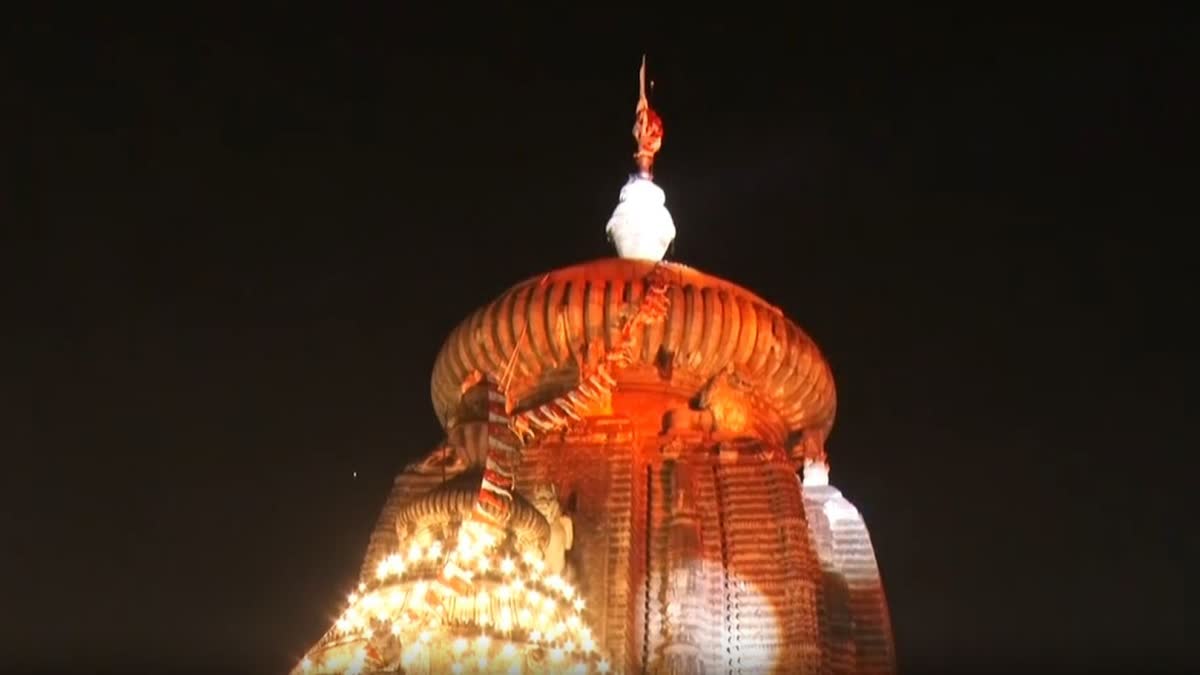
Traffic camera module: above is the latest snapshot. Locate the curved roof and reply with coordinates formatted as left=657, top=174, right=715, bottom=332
left=430, top=258, right=837, bottom=441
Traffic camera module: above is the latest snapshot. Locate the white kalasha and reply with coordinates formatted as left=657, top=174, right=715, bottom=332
left=606, top=176, right=676, bottom=261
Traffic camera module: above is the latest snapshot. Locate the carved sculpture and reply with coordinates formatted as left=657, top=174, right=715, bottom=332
left=696, top=365, right=757, bottom=436
left=529, top=482, right=574, bottom=578
left=661, top=366, right=762, bottom=439
left=661, top=405, right=717, bottom=436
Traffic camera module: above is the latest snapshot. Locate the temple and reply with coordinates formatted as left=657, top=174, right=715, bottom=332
left=292, top=59, right=895, bottom=675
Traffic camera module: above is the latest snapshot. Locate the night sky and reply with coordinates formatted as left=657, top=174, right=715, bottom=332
left=10, top=9, right=1196, bottom=675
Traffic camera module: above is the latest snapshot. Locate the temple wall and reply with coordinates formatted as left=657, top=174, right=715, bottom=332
left=525, top=409, right=827, bottom=674
left=705, top=458, right=824, bottom=674
left=525, top=417, right=640, bottom=672
left=326, top=370, right=895, bottom=675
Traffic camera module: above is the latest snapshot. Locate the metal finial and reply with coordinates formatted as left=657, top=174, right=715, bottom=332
left=632, top=55, right=664, bottom=179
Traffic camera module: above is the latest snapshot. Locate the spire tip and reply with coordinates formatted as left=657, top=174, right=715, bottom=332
left=632, top=56, right=663, bottom=179
left=606, top=56, right=676, bottom=262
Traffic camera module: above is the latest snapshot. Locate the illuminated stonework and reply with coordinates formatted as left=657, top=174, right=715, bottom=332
left=293, top=260, right=896, bottom=674
left=291, top=63, right=895, bottom=675
left=298, top=491, right=607, bottom=674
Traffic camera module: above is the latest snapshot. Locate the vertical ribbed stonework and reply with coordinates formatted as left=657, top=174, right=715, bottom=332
left=601, top=421, right=635, bottom=671
left=595, top=417, right=637, bottom=671
left=523, top=416, right=638, bottom=671
left=696, top=461, right=727, bottom=675
left=655, top=456, right=705, bottom=675
left=643, top=458, right=669, bottom=668
left=710, top=459, right=736, bottom=673
left=764, top=463, right=824, bottom=674
left=717, top=461, right=778, bottom=674
left=708, top=457, right=825, bottom=675
left=802, top=481, right=896, bottom=675
left=732, top=461, right=780, bottom=673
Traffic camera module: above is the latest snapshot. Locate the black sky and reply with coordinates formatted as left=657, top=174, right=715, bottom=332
left=8, top=8, right=1197, bottom=675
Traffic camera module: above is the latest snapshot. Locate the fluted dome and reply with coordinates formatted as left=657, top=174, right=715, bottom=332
left=431, top=258, right=837, bottom=450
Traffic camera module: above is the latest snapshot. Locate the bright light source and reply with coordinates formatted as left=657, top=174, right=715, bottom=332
left=606, top=177, right=676, bottom=261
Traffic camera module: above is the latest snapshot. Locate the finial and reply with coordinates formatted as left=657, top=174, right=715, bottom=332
left=633, top=54, right=664, bottom=179
left=606, top=56, right=676, bottom=261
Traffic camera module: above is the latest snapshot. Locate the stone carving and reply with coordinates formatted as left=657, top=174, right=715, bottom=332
left=661, top=405, right=717, bottom=435
left=659, top=436, right=688, bottom=459
left=661, top=365, right=762, bottom=438
left=530, top=482, right=574, bottom=577
left=696, top=365, right=757, bottom=435
left=412, top=444, right=464, bottom=474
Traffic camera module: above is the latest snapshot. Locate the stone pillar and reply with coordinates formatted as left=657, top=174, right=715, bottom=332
left=657, top=455, right=705, bottom=674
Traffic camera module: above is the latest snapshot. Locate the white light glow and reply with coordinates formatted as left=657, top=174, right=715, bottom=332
left=606, top=176, right=676, bottom=261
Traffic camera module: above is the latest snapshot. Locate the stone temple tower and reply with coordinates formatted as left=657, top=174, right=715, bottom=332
left=292, top=60, right=895, bottom=675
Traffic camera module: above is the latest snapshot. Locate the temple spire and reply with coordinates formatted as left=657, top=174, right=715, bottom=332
left=606, top=56, right=677, bottom=261
left=633, top=55, right=663, bottom=179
